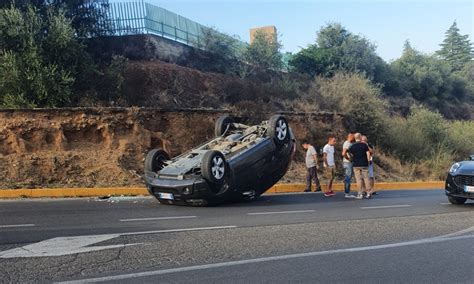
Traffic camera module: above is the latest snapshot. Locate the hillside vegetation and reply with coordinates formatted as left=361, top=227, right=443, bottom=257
left=1, top=1, right=473, bottom=182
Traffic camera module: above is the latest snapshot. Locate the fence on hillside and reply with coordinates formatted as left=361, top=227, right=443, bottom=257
left=91, top=0, right=245, bottom=50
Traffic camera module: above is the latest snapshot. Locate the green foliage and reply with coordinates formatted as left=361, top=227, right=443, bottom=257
left=446, top=120, right=474, bottom=159
left=0, top=2, right=123, bottom=108
left=198, top=27, right=239, bottom=60
left=244, top=30, right=282, bottom=70
left=312, top=72, right=388, bottom=142
left=383, top=106, right=450, bottom=161
left=196, top=27, right=244, bottom=74
left=0, top=0, right=110, bottom=38
left=0, top=6, right=77, bottom=107
left=289, top=23, right=386, bottom=81
left=95, top=55, right=128, bottom=104
left=389, top=41, right=470, bottom=105
left=436, top=21, right=473, bottom=71
left=379, top=106, right=474, bottom=179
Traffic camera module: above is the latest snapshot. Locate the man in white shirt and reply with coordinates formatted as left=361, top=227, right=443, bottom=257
left=302, top=142, right=322, bottom=192
left=322, top=135, right=337, bottom=197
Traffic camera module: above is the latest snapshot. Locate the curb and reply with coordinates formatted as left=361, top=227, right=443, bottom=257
left=268, top=181, right=444, bottom=194
left=0, top=182, right=444, bottom=199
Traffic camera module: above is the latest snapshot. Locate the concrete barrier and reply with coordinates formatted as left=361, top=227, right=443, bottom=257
left=0, top=182, right=444, bottom=199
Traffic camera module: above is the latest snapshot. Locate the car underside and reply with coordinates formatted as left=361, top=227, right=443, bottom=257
left=144, top=115, right=295, bottom=206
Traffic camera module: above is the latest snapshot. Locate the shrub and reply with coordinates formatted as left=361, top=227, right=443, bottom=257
left=383, top=106, right=449, bottom=161
left=312, top=72, right=388, bottom=143
left=447, top=120, right=474, bottom=159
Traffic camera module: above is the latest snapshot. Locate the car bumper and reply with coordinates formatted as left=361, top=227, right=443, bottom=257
left=144, top=173, right=212, bottom=204
left=445, top=174, right=474, bottom=199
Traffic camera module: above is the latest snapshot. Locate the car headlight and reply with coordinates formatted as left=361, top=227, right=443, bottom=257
left=449, top=163, right=461, bottom=174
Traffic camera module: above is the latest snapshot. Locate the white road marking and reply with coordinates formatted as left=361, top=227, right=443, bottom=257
left=0, top=226, right=237, bottom=258
left=119, top=216, right=197, bottom=222
left=0, top=224, right=35, bottom=228
left=247, top=210, right=315, bottom=215
left=120, top=226, right=237, bottom=236
left=57, top=233, right=474, bottom=283
left=360, top=205, right=411, bottom=210
left=438, top=226, right=474, bottom=238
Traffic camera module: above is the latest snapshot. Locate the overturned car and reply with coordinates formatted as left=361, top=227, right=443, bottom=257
left=144, top=115, right=295, bottom=206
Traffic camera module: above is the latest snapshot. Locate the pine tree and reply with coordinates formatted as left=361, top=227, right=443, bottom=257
left=436, top=21, right=473, bottom=71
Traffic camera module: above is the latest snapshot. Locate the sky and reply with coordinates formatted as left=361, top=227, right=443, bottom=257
left=138, top=0, right=473, bottom=62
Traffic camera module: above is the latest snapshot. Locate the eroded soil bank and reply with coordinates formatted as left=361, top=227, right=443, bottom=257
left=0, top=108, right=344, bottom=189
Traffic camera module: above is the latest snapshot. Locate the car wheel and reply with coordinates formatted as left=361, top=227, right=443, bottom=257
left=215, top=116, right=234, bottom=137
left=448, top=196, right=467, bottom=205
left=201, top=150, right=227, bottom=185
left=144, top=148, right=170, bottom=173
left=268, top=115, right=289, bottom=144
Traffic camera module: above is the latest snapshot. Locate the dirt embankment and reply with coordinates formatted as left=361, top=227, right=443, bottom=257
left=0, top=108, right=345, bottom=189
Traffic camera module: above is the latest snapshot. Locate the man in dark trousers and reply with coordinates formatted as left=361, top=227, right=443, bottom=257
left=302, top=142, right=322, bottom=193
left=349, top=133, right=373, bottom=199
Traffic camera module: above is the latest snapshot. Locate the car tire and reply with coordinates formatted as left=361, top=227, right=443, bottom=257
left=448, top=195, right=467, bottom=205
left=267, top=115, right=289, bottom=144
left=215, top=116, right=234, bottom=137
left=201, top=150, right=227, bottom=185
left=144, top=148, right=170, bottom=173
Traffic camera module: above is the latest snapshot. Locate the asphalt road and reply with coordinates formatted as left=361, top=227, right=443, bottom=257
left=0, top=190, right=473, bottom=283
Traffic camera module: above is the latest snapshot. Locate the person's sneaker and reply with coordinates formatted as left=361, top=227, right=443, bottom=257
left=355, top=194, right=363, bottom=199
left=344, top=194, right=355, bottom=198
left=315, top=187, right=322, bottom=192
left=304, top=189, right=311, bottom=192
left=372, top=192, right=378, bottom=195
left=366, top=193, right=372, bottom=199
left=324, top=192, right=334, bottom=197
left=329, top=191, right=336, bottom=196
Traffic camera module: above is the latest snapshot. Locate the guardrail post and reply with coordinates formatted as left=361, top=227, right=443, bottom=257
left=174, top=26, right=177, bottom=40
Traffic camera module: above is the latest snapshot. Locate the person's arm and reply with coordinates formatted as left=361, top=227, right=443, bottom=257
left=346, top=146, right=353, bottom=161
left=364, top=144, right=371, bottom=164
left=342, top=145, right=348, bottom=158
left=323, top=151, right=328, bottom=168
left=368, top=144, right=374, bottom=155
left=342, top=145, right=352, bottom=161
left=312, top=153, right=319, bottom=169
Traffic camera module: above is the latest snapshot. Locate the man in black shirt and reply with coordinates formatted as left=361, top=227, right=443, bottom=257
left=348, top=133, right=373, bottom=199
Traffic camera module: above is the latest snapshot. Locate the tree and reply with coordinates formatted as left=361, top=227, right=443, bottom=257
left=390, top=41, right=469, bottom=106
left=0, top=0, right=110, bottom=38
left=289, top=23, right=388, bottom=81
left=436, top=21, right=473, bottom=71
left=244, top=30, right=282, bottom=70
left=0, top=6, right=77, bottom=107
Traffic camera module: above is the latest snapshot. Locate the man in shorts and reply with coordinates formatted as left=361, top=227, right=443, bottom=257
left=302, top=142, right=322, bottom=192
left=361, top=135, right=376, bottom=195
left=322, top=135, right=337, bottom=197
left=349, top=133, right=373, bottom=199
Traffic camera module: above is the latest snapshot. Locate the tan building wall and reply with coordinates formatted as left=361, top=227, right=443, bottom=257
left=249, top=26, right=277, bottom=44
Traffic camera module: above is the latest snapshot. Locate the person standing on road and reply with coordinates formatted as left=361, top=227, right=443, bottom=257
left=302, top=142, right=322, bottom=193
left=322, top=135, right=337, bottom=197
left=361, top=135, right=376, bottom=195
left=349, top=133, right=373, bottom=199
left=342, top=133, right=355, bottom=198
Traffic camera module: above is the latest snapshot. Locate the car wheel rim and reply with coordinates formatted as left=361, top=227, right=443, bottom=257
left=211, top=156, right=225, bottom=180
left=276, top=119, right=287, bottom=141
